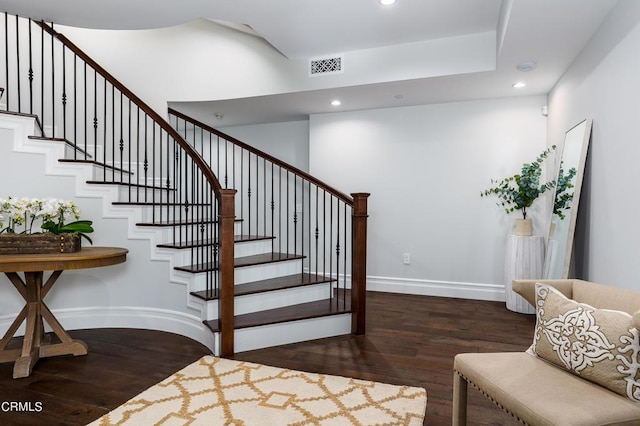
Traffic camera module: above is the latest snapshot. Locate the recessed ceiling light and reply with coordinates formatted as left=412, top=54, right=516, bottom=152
left=380, top=0, right=396, bottom=5
left=512, top=82, right=526, bottom=89
left=214, top=112, right=224, bottom=119
left=331, top=100, right=342, bottom=106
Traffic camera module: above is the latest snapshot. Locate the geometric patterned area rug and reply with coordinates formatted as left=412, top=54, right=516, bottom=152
left=89, top=355, right=427, bottom=425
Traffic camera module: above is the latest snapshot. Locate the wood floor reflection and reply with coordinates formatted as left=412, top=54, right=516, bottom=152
left=0, top=291, right=535, bottom=425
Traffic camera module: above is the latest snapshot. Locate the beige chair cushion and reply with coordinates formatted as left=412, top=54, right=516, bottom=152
left=528, top=283, right=640, bottom=402
left=454, top=352, right=640, bottom=426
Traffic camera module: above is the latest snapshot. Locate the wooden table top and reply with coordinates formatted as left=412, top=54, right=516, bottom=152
left=0, top=247, right=128, bottom=273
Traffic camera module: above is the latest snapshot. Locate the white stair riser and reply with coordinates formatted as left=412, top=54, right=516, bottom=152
left=237, top=283, right=332, bottom=315
left=235, top=258, right=303, bottom=285
left=233, top=314, right=351, bottom=353
left=117, top=185, right=173, bottom=202
left=203, top=282, right=333, bottom=318
left=190, top=258, right=303, bottom=293
left=235, top=239, right=273, bottom=257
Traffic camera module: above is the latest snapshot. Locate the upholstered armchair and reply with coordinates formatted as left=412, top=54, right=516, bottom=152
left=452, top=279, right=640, bottom=426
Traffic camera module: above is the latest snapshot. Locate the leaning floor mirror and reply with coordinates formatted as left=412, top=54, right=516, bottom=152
left=544, top=119, right=592, bottom=279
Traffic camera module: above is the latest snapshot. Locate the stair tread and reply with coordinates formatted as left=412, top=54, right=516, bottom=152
left=30, top=136, right=93, bottom=159
left=158, top=234, right=274, bottom=249
left=175, top=252, right=304, bottom=273
left=59, top=158, right=132, bottom=174
left=137, top=218, right=241, bottom=227
left=191, top=272, right=335, bottom=300
left=203, top=295, right=351, bottom=332
left=86, top=180, right=175, bottom=191
left=113, top=201, right=209, bottom=206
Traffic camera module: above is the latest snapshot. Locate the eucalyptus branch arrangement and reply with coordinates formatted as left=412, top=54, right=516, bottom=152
left=481, top=146, right=557, bottom=219
left=0, top=196, right=94, bottom=243
left=553, top=163, right=577, bottom=220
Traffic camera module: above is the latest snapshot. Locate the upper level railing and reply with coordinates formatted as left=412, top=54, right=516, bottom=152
left=169, top=108, right=369, bottom=334
left=0, top=13, right=238, bottom=354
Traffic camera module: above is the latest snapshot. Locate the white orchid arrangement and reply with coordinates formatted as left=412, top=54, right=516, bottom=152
left=0, top=196, right=94, bottom=243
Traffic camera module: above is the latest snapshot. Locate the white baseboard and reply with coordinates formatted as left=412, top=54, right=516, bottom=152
left=0, top=306, right=215, bottom=352
left=367, top=275, right=506, bottom=302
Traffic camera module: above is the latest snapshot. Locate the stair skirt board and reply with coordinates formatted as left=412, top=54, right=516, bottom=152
left=0, top=306, right=217, bottom=354
left=232, top=314, right=352, bottom=353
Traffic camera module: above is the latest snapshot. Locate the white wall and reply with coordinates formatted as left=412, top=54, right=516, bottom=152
left=218, top=121, right=310, bottom=172
left=309, top=96, right=550, bottom=299
left=547, top=0, right=640, bottom=290
left=0, top=117, right=212, bottom=346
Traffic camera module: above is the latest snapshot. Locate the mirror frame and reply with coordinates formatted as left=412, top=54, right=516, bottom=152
left=545, top=119, right=592, bottom=279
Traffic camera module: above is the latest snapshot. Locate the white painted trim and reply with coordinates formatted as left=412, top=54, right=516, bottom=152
left=367, top=275, right=506, bottom=302
left=0, top=306, right=215, bottom=351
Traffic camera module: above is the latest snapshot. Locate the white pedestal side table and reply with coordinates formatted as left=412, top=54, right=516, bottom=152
left=504, top=234, right=544, bottom=314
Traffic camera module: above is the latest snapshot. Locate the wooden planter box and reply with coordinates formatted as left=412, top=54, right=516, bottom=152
left=0, top=233, right=81, bottom=254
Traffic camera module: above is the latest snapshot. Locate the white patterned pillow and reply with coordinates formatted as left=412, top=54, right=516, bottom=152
left=527, top=283, right=640, bottom=401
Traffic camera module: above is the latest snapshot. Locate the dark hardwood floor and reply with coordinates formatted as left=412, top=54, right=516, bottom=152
left=0, top=291, right=535, bottom=425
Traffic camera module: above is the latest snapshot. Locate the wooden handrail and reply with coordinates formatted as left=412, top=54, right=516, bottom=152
left=36, top=22, right=223, bottom=195
left=33, top=19, right=237, bottom=354
left=168, top=107, right=353, bottom=206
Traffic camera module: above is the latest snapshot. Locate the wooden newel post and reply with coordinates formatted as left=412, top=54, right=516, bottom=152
left=218, top=189, right=236, bottom=357
left=351, top=192, right=369, bottom=335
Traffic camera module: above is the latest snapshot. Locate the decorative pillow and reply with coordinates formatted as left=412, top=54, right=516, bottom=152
left=527, top=283, right=640, bottom=402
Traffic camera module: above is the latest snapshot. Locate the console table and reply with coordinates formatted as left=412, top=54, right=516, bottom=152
left=0, top=247, right=128, bottom=378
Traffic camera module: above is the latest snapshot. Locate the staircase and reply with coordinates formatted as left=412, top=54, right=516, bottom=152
left=0, top=13, right=368, bottom=356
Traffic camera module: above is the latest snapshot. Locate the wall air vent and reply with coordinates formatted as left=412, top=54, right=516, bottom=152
left=309, top=55, right=344, bottom=77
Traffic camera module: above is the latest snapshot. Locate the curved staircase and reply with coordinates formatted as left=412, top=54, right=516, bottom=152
left=0, top=13, right=368, bottom=356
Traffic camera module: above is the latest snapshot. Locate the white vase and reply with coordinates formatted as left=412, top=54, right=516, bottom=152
left=515, top=218, right=533, bottom=236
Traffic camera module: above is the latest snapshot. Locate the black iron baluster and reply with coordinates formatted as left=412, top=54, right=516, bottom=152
left=329, top=195, right=333, bottom=299
left=343, top=201, right=348, bottom=309
left=286, top=170, right=290, bottom=255
left=40, top=20, right=44, bottom=133
left=278, top=166, right=282, bottom=255
left=62, top=45, right=67, bottom=140
left=151, top=122, right=156, bottom=220
left=240, top=148, right=244, bottom=236
left=15, top=15, right=21, bottom=112
left=247, top=151, right=251, bottom=237
left=263, top=157, right=267, bottom=241
left=73, top=54, right=77, bottom=158
left=315, top=186, right=319, bottom=277
left=28, top=18, right=33, bottom=114
left=111, top=85, right=115, bottom=181
left=50, top=21, right=54, bottom=137
left=83, top=63, right=87, bottom=156
left=4, top=13, right=9, bottom=111
left=127, top=99, right=132, bottom=200
left=119, top=92, right=124, bottom=182
left=271, top=162, right=275, bottom=253
left=293, top=174, right=297, bottom=256
left=102, top=77, right=107, bottom=180
left=224, top=138, right=228, bottom=188
left=143, top=114, right=149, bottom=202
left=93, top=69, right=98, bottom=160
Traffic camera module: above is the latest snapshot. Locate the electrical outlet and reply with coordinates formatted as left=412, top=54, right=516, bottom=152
left=403, top=253, right=411, bottom=265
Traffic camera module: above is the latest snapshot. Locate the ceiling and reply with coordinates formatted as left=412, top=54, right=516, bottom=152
left=0, top=0, right=619, bottom=127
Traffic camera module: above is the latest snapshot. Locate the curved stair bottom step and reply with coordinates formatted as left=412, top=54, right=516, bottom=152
left=214, top=313, right=352, bottom=354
